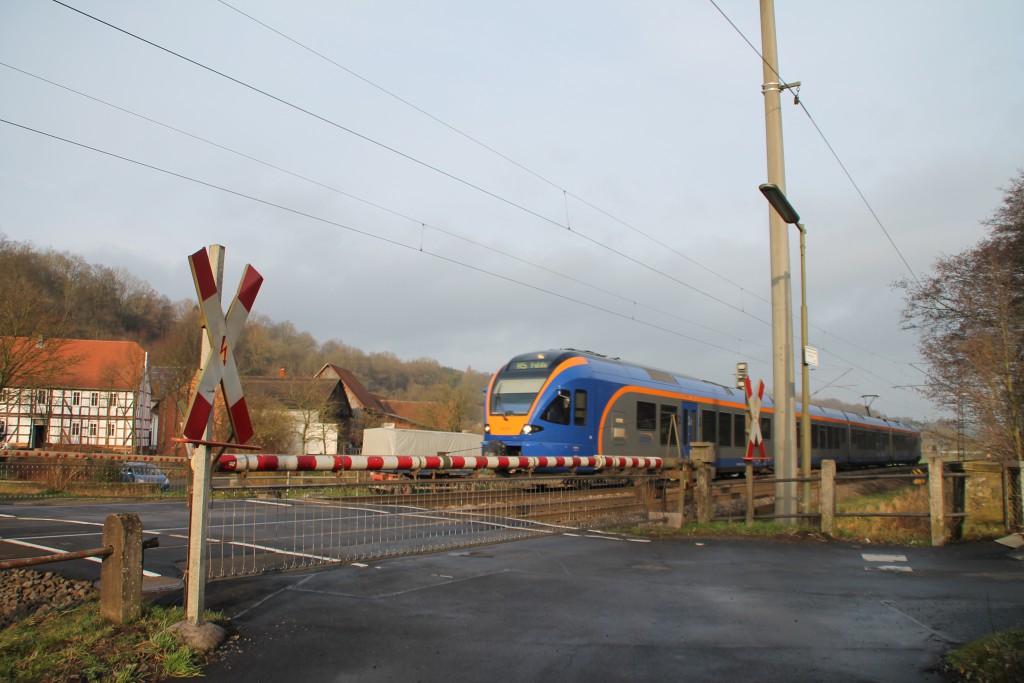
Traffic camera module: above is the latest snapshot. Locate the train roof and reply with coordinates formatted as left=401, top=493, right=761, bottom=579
left=508, top=349, right=918, bottom=434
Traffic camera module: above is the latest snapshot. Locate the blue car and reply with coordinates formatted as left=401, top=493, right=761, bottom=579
left=121, top=462, right=170, bottom=492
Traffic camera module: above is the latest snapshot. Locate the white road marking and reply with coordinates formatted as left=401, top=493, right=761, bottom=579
left=862, top=553, right=912, bottom=573
left=862, top=553, right=907, bottom=563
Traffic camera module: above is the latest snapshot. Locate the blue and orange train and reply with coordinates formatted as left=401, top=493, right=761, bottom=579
left=483, top=349, right=921, bottom=473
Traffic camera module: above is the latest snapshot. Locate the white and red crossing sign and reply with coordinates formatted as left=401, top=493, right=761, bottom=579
left=744, top=376, right=767, bottom=461
left=181, top=247, right=263, bottom=445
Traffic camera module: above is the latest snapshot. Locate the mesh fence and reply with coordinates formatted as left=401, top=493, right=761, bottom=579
left=203, top=475, right=657, bottom=579
left=0, top=457, right=189, bottom=500
left=0, top=460, right=658, bottom=580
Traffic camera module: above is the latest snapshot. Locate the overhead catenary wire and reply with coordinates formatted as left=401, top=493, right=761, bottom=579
left=705, top=0, right=922, bottom=287
left=51, top=0, right=772, bottom=331
left=0, top=116, right=771, bottom=364
left=208, top=0, right=923, bottom=377
left=23, top=1, right=930, bottom=415
left=214, top=0, right=769, bottom=305
left=0, top=61, right=769, bottom=355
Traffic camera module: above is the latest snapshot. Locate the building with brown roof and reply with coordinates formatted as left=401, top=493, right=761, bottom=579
left=315, top=364, right=437, bottom=433
left=0, top=338, right=153, bottom=453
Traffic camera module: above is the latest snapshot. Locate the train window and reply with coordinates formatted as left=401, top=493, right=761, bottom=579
left=733, top=414, right=745, bottom=448
left=701, top=409, right=716, bottom=444
left=637, top=401, right=656, bottom=431
left=540, top=391, right=570, bottom=425
left=717, top=412, right=732, bottom=447
left=573, top=390, right=587, bottom=426
left=660, top=405, right=678, bottom=446
left=811, top=424, right=819, bottom=449
left=760, top=416, right=771, bottom=441
left=490, top=377, right=545, bottom=416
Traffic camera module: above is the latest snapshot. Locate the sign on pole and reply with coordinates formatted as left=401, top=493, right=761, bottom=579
left=744, top=377, right=767, bottom=461
left=182, top=247, right=263, bottom=444
left=179, top=246, right=262, bottom=629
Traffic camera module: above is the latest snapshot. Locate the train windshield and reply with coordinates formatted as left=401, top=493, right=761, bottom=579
left=490, top=377, right=546, bottom=416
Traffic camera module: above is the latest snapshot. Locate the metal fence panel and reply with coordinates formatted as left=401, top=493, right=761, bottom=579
left=203, top=475, right=655, bottom=580
left=0, top=458, right=189, bottom=501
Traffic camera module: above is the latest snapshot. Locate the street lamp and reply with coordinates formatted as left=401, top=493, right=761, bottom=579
left=759, top=183, right=812, bottom=515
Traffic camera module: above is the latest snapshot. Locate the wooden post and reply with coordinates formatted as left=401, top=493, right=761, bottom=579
left=696, top=465, right=712, bottom=524
left=677, top=462, right=692, bottom=528
left=928, top=455, right=946, bottom=547
left=100, top=513, right=143, bottom=624
left=745, top=463, right=754, bottom=528
left=1005, top=461, right=1024, bottom=532
left=820, top=459, right=835, bottom=536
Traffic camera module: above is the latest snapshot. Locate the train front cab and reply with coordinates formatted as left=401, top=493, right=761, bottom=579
left=484, top=351, right=597, bottom=459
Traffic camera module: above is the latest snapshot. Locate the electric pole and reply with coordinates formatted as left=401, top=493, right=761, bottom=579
left=759, top=0, right=798, bottom=521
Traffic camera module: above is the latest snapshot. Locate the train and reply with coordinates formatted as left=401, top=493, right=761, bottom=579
left=482, top=349, right=921, bottom=474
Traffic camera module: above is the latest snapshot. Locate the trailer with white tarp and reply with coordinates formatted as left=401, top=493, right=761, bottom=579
left=361, top=427, right=482, bottom=458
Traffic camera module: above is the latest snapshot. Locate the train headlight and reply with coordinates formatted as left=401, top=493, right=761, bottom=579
left=484, top=424, right=490, bottom=434
left=521, top=424, right=544, bottom=435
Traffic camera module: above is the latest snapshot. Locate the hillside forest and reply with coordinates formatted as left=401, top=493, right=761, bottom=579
left=1, top=232, right=953, bottom=448
left=0, top=233, right=491, bottom=435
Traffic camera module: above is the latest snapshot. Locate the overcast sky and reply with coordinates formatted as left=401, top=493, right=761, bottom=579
left=1, top=1, right=1021, bottom=421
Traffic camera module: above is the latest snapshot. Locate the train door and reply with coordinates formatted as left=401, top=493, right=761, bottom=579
left=659, top=401, right=697, bottom=461
left=679, top=401, right=697, bottom=456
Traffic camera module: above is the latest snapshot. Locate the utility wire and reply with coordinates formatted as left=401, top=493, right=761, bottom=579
left=213, top=0, right=921, bottom=373
left=706, top=0, right=922, bottom=286
left=0, top=60, right=767, bottom=353
left=0, top=116, right=771, bottom=363
left=39, top=1, right=922, bottom=408
left=214, top=0, right=769, bottom=306
left=52, top=0, right=774, bottom=330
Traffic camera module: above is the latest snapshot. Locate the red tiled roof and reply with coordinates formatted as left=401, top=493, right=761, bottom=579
left=6, top=338, right=147, bottom=391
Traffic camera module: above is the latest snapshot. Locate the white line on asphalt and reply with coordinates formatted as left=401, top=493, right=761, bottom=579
left=862, top=553, right=908, bottom=563
left=245, top=499, right=292, bottom=507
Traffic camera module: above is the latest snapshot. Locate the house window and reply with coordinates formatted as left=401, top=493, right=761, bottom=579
left=109, top=392, right=118, bottom=408
left=72, top=391, right=81, bottom=406
left=90, top=392, right=99, bottom=406
left=88, top=423, right=97, bottom=437
left=107, top=423, right=115, bottom=437
left=36, top=390, right=47, bottom=404
left=71, top=423, right=81, bottom=437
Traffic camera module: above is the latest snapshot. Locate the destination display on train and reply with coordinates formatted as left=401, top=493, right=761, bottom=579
left=512, top=360, right=550, bottom=371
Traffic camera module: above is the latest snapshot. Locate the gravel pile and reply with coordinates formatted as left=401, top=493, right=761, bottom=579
left=0, top=569, right=98, bottom=629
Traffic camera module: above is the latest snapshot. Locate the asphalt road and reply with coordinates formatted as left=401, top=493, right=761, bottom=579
left=3, top=501, right=1023, bottom=681
left=190, top=534, right=1023, bottom=683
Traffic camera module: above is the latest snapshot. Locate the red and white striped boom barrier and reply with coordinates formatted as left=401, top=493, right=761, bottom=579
left=216, top=454, right=662, bottom=473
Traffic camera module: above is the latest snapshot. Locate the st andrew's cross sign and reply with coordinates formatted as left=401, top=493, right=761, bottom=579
left=181, top=247, right=263, bottom=445
left=744, top=377, right=768, bottom=461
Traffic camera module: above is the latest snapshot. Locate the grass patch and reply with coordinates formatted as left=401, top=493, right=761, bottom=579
left=944, top=628, right=1024, bottom=682
left=0, top=601, right=226, bottom=682
left=832, top=484, right=932, bottom=545
left=616, top=520, right=830, bottom=541
left=961, top=469, right=1007, bottom=541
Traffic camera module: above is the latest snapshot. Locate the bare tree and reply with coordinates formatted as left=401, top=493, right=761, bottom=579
left=898, top=171, right=1024, bottom=461
left=0, top=236, right=81, bottom=396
